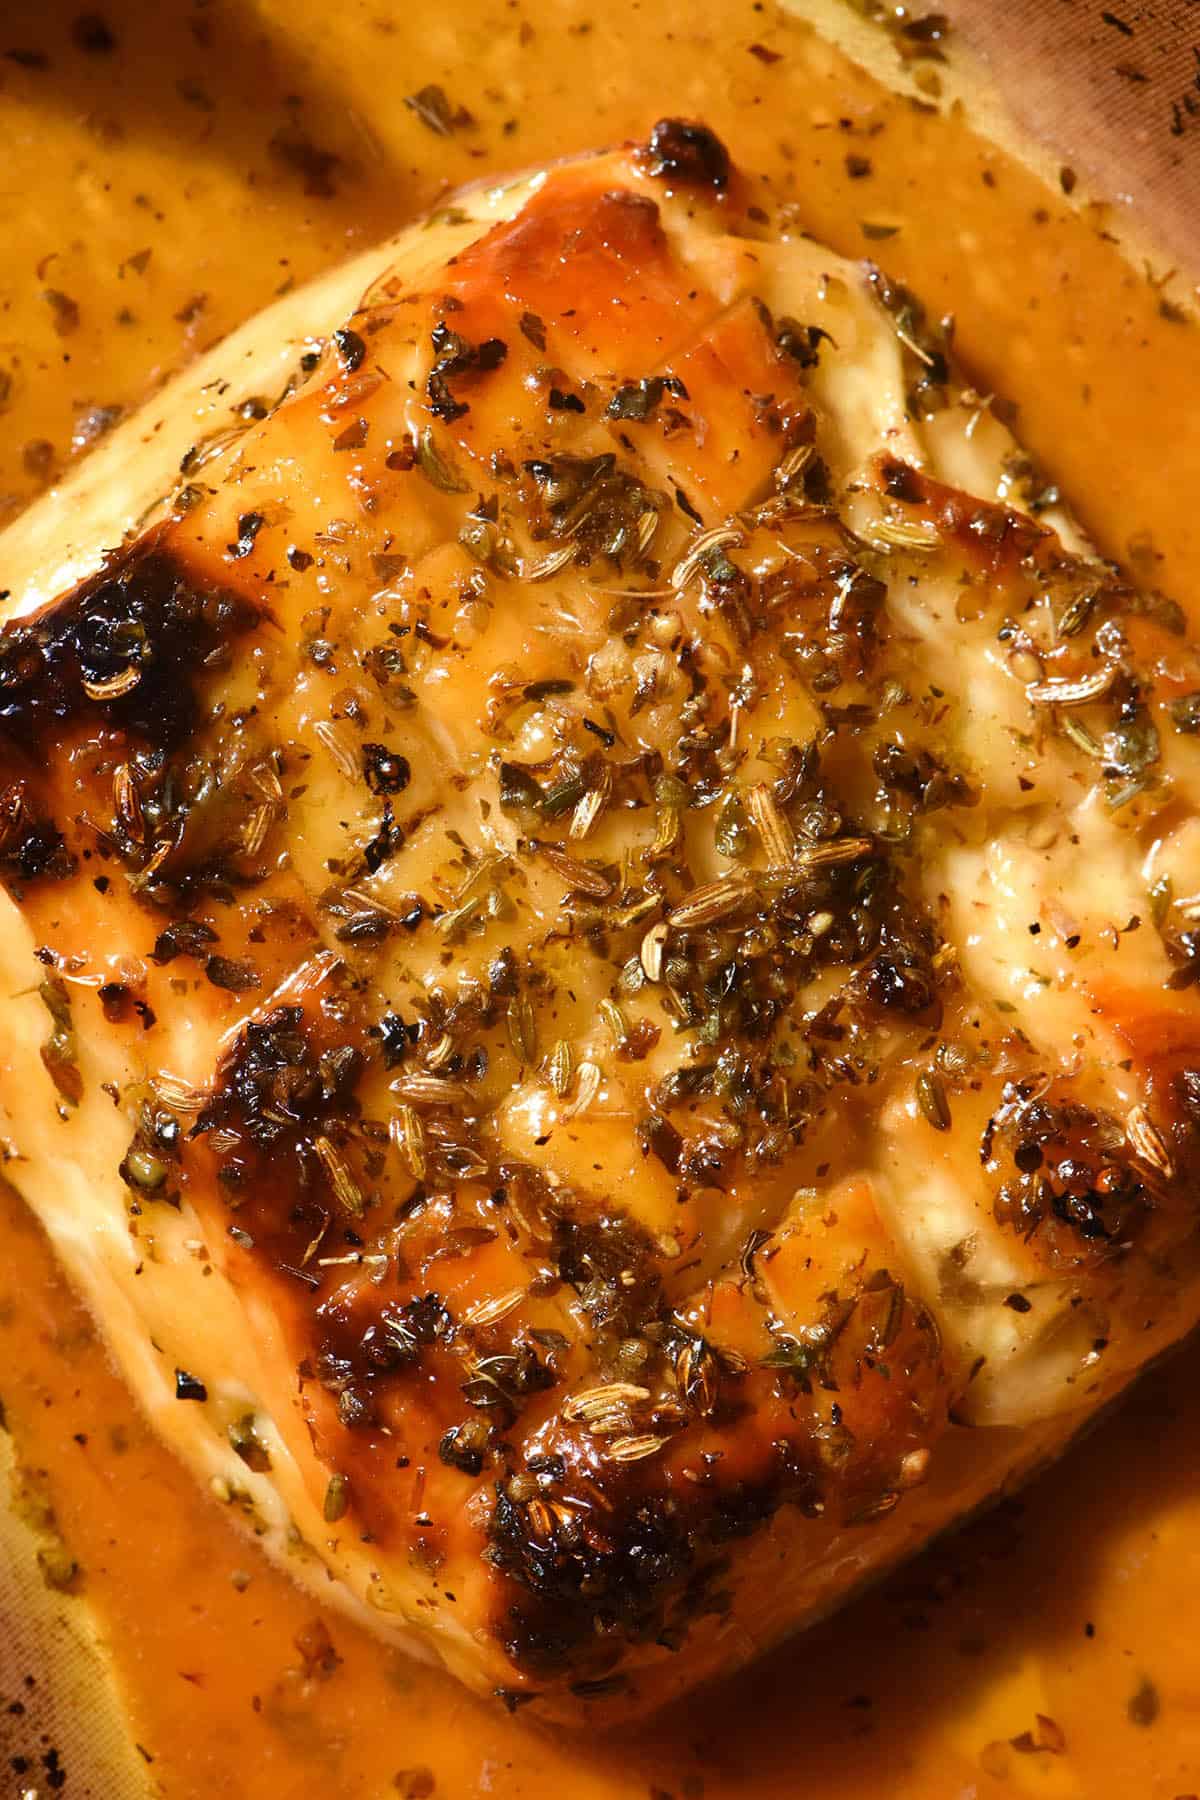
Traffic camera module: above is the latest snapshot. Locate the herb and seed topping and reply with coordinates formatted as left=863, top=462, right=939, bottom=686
left=5, top=122, right=1200, bottom=1717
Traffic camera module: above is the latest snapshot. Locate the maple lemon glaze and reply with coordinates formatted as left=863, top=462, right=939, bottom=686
left=2, top=0, right=1200, bottom=1793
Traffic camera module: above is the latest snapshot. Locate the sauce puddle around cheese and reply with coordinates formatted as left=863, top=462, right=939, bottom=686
left=1, top=0, right=1200, bottom=1794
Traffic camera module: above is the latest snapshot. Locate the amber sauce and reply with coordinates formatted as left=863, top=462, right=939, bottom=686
left=2, top=0, right=1200, bottom=1792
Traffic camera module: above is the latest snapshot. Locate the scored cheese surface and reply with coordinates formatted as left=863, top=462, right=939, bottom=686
left=2, top=120, right=1199, bottom=1720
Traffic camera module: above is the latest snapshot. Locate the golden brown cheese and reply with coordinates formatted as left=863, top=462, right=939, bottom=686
left=2, top=121, right=1200, bottom=1720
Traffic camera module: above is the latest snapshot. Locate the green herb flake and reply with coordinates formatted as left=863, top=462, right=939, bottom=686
left=323, top=1472, right=350, bottom=1523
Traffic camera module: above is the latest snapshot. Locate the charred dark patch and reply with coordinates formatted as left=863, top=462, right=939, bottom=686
left=316, top=1290, right=456, bottom=1429
left=550, top=1206, right=662, bottom=1340
left=486, top=1232, right=943, bottom=1681
left=192, top=999, right=374, bottom=1261
left=474, top=1186, right=781, bottom=1675
left=196, top=1005, right=362, bottom=1152
left=486, top=1473, right=695, bottom=1677
left=984, top=1082, right=1155, bottom=1262
left=0, top=534, right=261, bottom=761
left=485, top=1439, right=809, bottom=1681
left=638, top=118, right=731, bottom=192
left=330, top=1255, right=547, bottom=1453
left=0, top=785, right=74, bottom=887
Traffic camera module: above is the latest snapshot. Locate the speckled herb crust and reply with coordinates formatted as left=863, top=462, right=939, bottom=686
left=5, top=120, right=1200, bottom=1710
